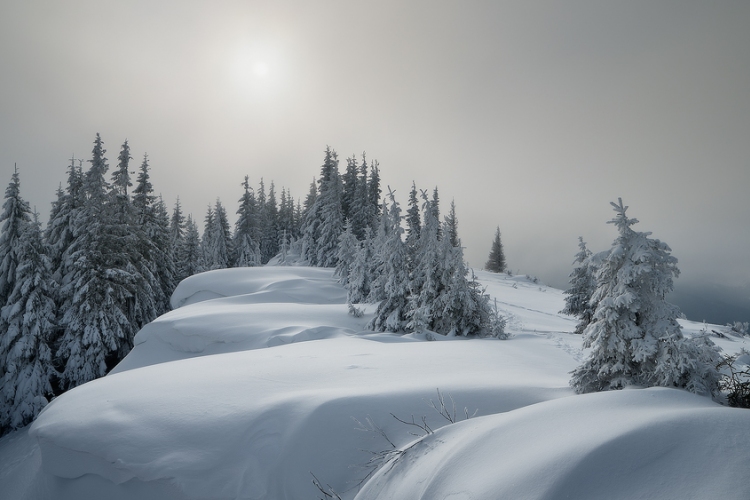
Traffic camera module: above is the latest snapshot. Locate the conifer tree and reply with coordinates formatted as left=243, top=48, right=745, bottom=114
left=234, top=176, right=261, bottom=267
left=202, top=204, right=216, bottom=267
left=341, top=155, right=359, bottom=223
left=367, top=161, right=382, bottom=228
left=445, top=199, right=459, bottom=248
left=347, top=227, right=374, bottom=304
left=485, top=226, right=506, bottom=273
left=335, top=221, right=359, bottom=286
left=132, top=154, right=172, bottom=317
left=570, top=199, right=720, bottom=395
left=261, top=181, right=279, bottom=263
left=46, top=159, right=84, bottom=282
left=204, top=199, right=232, bottom=270
left=406, top=192, right=442, bottom=332
left=0, top=213, right=57, bottom=434
left=350, top=154, right=370, bottom=240
left=301, top=147, right=343, bottom=267
left=561, top=237, right=597, bottom=334
left=57, top=134, right=137, bottom=389
left=405, top=181, right=421, bottom=251
left=368, top=189, right=410, bottom=332
left=182, top=215, right=205, bottom=277
left=170, top=197, right=186, bottom=245
left=0, top=167, right=32, bottom=310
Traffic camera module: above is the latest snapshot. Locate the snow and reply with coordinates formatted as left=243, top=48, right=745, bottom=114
left=1, top=266, right=749, bottom=499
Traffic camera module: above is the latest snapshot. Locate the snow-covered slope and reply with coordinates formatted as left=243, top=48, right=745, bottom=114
left=1, top=267, right=748, bottom=500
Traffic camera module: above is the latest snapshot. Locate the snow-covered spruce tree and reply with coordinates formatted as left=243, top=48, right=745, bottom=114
left=561, top=237, right=597, bottom=335
left=211, top=199, right=233, bottom=269
left=365, top=198, right=392, bottom=304
left=153, top=196, right=177, bottom=306
left=109, top=143, right=159, bottom=355
left=258, top=179, right=280, bottom=264
left=406, top=192, right=443, bottom=333
left=132, top=154, right=174, bottom=317
left=350, top=154, right=371, bottom=240
left=301, top=147, right=343, bottom=267
left=182, top=215, right=205, bottom=277
left=0, top=213, right=57, bottom=435
left=341, top=155, right=360, bottom=224
left=444, top=199, right=459, bottom=248
left=57, top=134, right=137, bottom=389
left=0, top=167, right=32, bottom=310
left=201, top=199, right=232, bottom=270
left=437, top=238, right=506, bottom=338
left=234, top=176, right=261, bottom=267
left=170, top=197, right=185, bottom=245
left=335, top=221, right=359, bottom=287
left=346, top=227, right=374, bottom=304
left=405, top=181, right=421, bottom=252
left=368, top=189, right=411, bottom=332
left=367, top=160, right=382, bottom=229
left=570, top=199, right=720, bottom=395
left=485, top=226, right=506, bottom=273
left=46, top=158, right=84, bottom=284
left=278, top=188, right=297, bottom=242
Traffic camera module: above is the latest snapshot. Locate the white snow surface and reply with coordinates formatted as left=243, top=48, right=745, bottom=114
left=0, top=267, right=748, bottom=500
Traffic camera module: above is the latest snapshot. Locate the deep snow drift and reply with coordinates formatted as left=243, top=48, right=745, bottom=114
left=1, top=267, right=749, bottom=500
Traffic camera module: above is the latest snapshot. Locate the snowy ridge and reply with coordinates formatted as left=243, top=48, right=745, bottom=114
left=0, top=266, right=748, bottom=499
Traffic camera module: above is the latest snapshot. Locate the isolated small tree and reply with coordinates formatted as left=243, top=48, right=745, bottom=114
left=571, top=199, right=720, bottom=395
left=485, top=227, right=506, bottom=273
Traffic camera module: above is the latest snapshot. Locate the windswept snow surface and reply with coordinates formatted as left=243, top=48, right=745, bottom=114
left=0, top=267, right=748, bottom=500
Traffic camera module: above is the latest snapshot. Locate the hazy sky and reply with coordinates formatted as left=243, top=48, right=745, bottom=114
left=1, top=1, right=749, bottom=319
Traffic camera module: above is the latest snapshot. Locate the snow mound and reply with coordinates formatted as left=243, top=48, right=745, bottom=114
left=170, top=267, right=346, bottom=308
left=114, top=267, right=357, bottom=373
left=30, top=337, right=574, bottom=500
left=355, top=387, right=750, bottom=500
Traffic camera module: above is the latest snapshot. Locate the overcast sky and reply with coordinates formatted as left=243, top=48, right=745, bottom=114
left=1, top=1, right=748, bottom=321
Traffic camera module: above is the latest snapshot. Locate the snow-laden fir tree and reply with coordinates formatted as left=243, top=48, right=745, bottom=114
left=57, top=134, right=137, bottom=389
left=234, top=176, right=261, bottom=267
left=485, top=226, right=506, bottom=273
left=45, top=159, right=84, bottom=283
left=561, top=237, right=597, bottom=335
left=341, top=155, right=359, bottom=224
left=132, top=154, right=174, bottom=317
left=0, top=212, right=57, bottom=435
left=405, top=181, right=421, bottom=252
left=570, top=199, right=721, bottom=395
left=335, top=221, right=359, bottom=287
left=406, top=191, right=443, bottom=333
left=350, top=154, right=371, bottom=240
left=444, top=199, right=459, bottom=248
left=170, top=197, right=185, bottom=244
left=0, top=167, right=32, bottom=310
left=368, top=189, right=411, bottom=332
left=365, top=198, right=392, bottom=303
left=436, top=234, right=507, bottom=338
left=346, top=227, right=374, bottom=304
left=259, top=179, right=279, bottom=264
left=367, top=161, right=382, bottom=229
left=301, top=147, right=343, bottom=267
left=182, top=215, right=205, bottom=277
left=201, top=199, right=233, bottom=270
